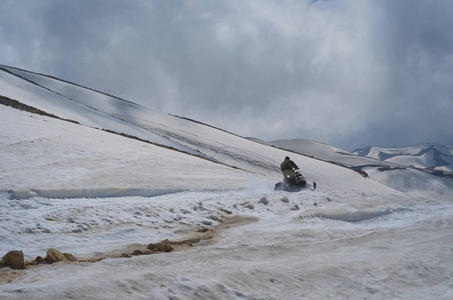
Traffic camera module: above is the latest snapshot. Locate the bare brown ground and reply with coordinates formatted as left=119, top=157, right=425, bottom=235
left=80, top=215, right=258, bottom=261
left=0, top=268, right=27, bottom=285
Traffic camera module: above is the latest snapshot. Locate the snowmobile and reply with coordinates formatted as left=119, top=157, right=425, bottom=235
left=274, top=169, right=316, bottom=192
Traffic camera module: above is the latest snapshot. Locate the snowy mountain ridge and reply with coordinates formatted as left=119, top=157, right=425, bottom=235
left=1, top=65, right=396, bottom=196
left=269, top=139, right=453, bottom=175
left=353, top=143, right=453, bottom=175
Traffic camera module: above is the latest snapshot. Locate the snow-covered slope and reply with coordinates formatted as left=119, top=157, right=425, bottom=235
left=0, top=66, right=197, bottom=155
left=0, top=65, right=394, bottom=194
left=353, top=144, right=453, bottom=174
left=0, top=105, right=249, bottom=196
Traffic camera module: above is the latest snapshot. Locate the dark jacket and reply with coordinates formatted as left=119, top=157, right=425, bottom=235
left=281, top=158, right=298, bottom=171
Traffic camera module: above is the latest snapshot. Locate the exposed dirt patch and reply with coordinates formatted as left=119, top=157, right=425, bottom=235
left=0, top=268, right=27, bottom=285
left=81, top=215, right=259, bottom=262
left=0, top=94, right=79, bottom=124
left=0, top=215, right=258, bottom=284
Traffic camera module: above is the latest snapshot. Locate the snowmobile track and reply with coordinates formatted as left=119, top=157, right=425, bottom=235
left=298, top=207, right=412, bottom=224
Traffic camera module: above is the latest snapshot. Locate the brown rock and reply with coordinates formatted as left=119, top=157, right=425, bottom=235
left=147, top=239, right=174, bottom=252
left=0, top=250, right=26, bottom=269
left=63, top=253, right=77, bottom=262
left=31, top=256, right=45, bottom=265
left=45, top=248, right=67, bottom=263
left=132, top=250, right=143, bottom=255
left=203, top=232, right=215, bottom=240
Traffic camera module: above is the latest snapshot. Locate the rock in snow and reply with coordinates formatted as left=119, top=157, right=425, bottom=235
left=259, top=197, right=269, bottom=205
left=45, top=248, right=66, bottom=263
left=0, top=251, right=25, bottom=270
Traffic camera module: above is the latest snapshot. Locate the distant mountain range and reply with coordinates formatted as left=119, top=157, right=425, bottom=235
left=352, top=144, right=453, bottom=175
left=268, top=140, right=453, bottom=178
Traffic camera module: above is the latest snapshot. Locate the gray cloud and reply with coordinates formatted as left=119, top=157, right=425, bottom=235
left=1, top=0, right=452, bottom=150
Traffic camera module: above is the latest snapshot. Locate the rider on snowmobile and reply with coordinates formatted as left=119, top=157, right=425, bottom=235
left=280, top=156, right=300, bottom=184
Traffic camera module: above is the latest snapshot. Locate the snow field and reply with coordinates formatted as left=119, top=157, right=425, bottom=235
left=0, top=105, right=249, bottom=193
left=1, top=188, right=452, bottom=299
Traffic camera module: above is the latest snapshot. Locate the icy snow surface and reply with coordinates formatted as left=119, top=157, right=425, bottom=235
left=1, top=67, right=453, bottom=299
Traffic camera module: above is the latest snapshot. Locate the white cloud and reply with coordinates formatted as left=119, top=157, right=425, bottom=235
left=0, top=0, right=452, bottom=150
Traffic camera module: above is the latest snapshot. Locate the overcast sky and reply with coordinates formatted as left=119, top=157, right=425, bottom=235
left=1, top=0, right=452, bottom=151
